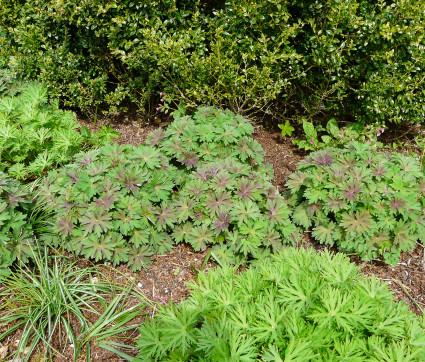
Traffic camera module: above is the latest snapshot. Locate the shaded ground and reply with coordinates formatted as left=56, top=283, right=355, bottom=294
left=2, top=115, right=425, bottom=361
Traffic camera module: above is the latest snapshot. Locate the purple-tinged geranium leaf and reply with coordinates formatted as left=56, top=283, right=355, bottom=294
left=265, top=199, right=291, bottom=226
left=87, top=162, right=109, bottom=176
left=172, top=223, right=193, bottom=243
left=55, top=216, right=74, bottom=236
left=128, top=246, right=153, bottom=271
left=324, top=194, right=346, bottom=213
left=145, top=128, right=166, bottom=146
left=113, top=209, right=143, bottom=235
left=236, top=177, right=257, bottom=201
left=314, top=152, right=334, bottom=166
left=312, top=222, right=336, bottom=245
left=179, top=151, right=199, bottom=169
left=116, top=195, right=140, bottom=214
left=238, top=220, right=267, bottom=241
left=263, top=229, right=282, bottom=252
left=338, top=153, right=358, bottom=170
left=204, top=190, right=233, bottom=215
left=341, top=181, right=362, bottom=201
left=347, top=167, right=370, bottom=183
left=211, top=171, right=235, bottom=191
left=131, top=146, right=162, bottom=170
left=187, top=225, right=214, bottom=251
left=194, top=168, right=211, bottom=182
left=80, top=210, right=113, bottom=236
left=156, top=203, right=177, bottom=230
left=230, top=200, right=261, bottom=227
left=82, top=232, right=119, bottom=262
left=182, top=179, right=208, bottom=201
left=340, top=211, right=374, bottom=235
left=129, top=227, right=151, bottom=248
left=212, top=212, right=231, bottom=234
left=146, top=174, right=174, bottom=202
left=371, top=164, right=389, bottom=179
left=388, top=197, right=406, bottom=213
left=286, top=171, right=307, bottom=193
left=94, top=192, right=118, bottom=210
left=174, top=197, right=196, bottom=223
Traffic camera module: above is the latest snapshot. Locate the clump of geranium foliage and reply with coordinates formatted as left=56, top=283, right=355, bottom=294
left=285, top=142, right=425, bottom=265
left=0, top=171, right=36, bottom=278
left=146, top=106, right=264, bottom=169
left=174, top=158, right=296, bottom=265
left=137, top=247, right=425, bottom=361
left=37, top=143, right=189, bottom=271
left=0, top=83, right=117, bottom=180
left=38, top=107, right=295, bottom=269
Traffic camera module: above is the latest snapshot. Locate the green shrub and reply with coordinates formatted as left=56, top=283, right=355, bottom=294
left=285, top=142, right=425, bottom=265
left=0, top=83, right=118, bottom=180
left=292, top=0, right=425, bottom=125
left=136, top=247, right=425, bottom=361
left=2, top=0, right=424, bottom=124
left=38, top=107, right=295, bottom=268
left=0, top=171, right=36, bottom=278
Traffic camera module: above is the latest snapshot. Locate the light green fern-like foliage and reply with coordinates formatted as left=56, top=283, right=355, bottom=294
left=0, top=171, right=36, bottom=278
left=285, top=142, right=425, bottom=265
left=0, top=83, right=118, bottom=180
left=136, top=247, right=425, bottom=361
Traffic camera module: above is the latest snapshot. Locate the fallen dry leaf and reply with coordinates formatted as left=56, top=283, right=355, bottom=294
left=0, top=345, right=9, bottom=359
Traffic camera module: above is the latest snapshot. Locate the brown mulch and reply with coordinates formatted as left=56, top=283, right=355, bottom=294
left=2, top=114, right=425, bottom=361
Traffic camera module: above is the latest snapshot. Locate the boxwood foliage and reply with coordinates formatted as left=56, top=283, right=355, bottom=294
left=1, top=0, right=424, bottom=124
left=285, top=142, right=425, bottom=265
left=37, top=107, right=296, bottom=269
left=136, top=247, right=425, bottom=361
left=0, top=171, right=35, bottom=278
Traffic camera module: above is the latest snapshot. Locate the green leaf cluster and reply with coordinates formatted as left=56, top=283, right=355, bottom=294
left=286, top=142, right=425, bottom=264
left=171, top=157, right=296, bottom=265
left=0, top=83, right=117, bottom=181
left=293, top=118, right=385, bottom=151
left=146, top=106, right=264, bottom=168
left=38, top=107, right=296, bottom=269
left=37, top=143, right=187, bottom=271
left=2, top=0, right=425, bottom=125
left=137, top=247, right=425, bottom=361
left=0, top=171, right=35, bottom=278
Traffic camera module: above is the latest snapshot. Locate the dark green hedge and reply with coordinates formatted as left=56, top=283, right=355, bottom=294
left=1, top=0, right=424, bottom=124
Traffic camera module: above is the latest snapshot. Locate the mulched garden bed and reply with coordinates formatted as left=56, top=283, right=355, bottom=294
left=2, top=114, right=424, bottom=361
left=81, top=114, right=425, bottom=317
